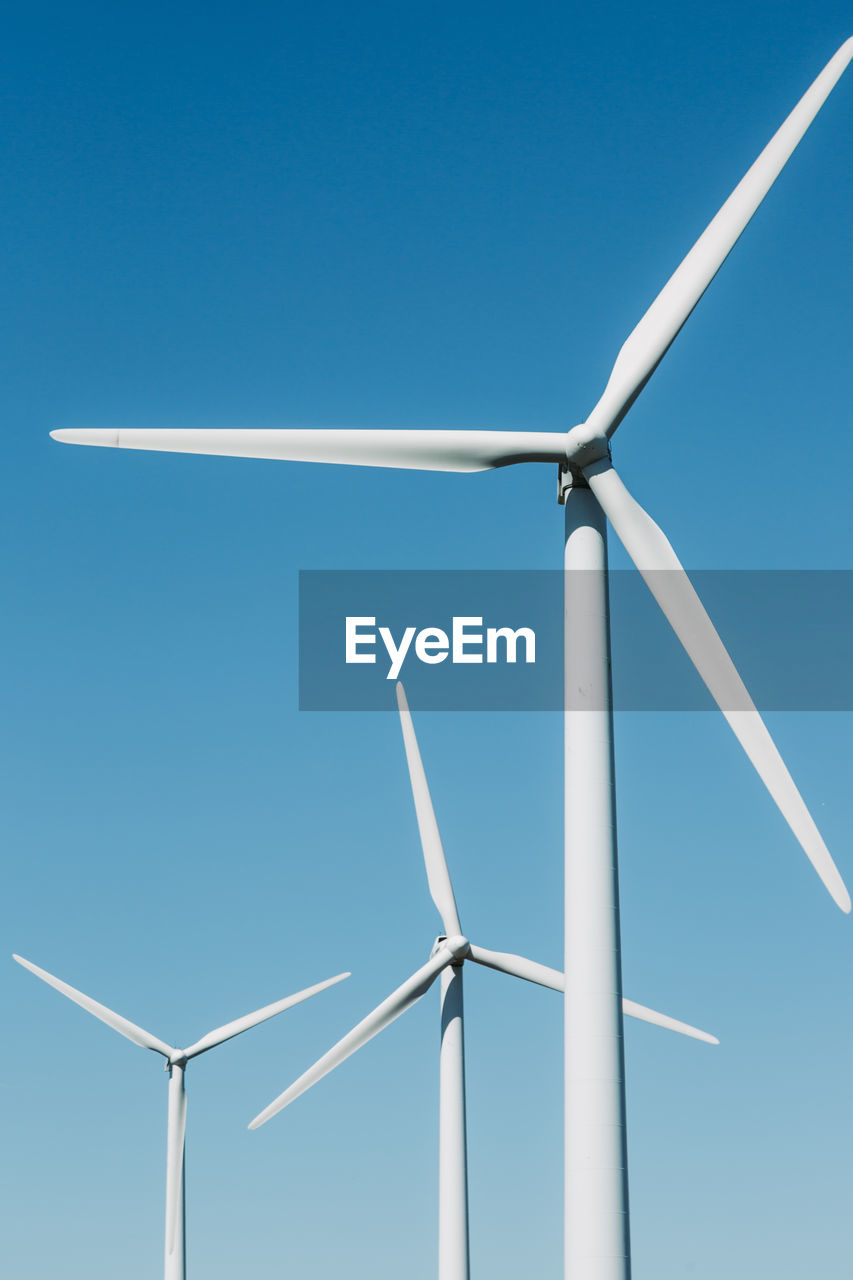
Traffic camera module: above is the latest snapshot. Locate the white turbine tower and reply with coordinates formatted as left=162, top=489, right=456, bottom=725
left=50, top=42, right=853, bottom=1279
left=13, top=953, right=349, bottom=1279
left=248, top=683, right=717, bottom=1280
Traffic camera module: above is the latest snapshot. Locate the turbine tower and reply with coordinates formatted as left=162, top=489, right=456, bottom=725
left=249, top=683, right=717, bottom=1280
left=13, top=953, right=349, bottom=1279
left=50, top=42, right=853, bottom=1279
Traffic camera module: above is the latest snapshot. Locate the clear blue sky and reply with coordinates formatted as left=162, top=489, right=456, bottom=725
left=2, top=3, right=852, bottom=1277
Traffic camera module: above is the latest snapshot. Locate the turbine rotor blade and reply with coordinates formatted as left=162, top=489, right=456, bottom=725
left=12, top=954, right=175, bottom=1057
left=50, top=428, right=568, bottom=472
left=182, top=972, right=350, bottom=1060
left=249, top=945, right=456, bottom=1129
left=467, top=945, right=718, bottom=1043
left=571, top=39, right=853, bottom=453
left=396, top=683, right=462, bottom=937
left=467, top=944, right=564, bottom=991
left=621, top=998, right=718, bottom=1045
left=165, top=1068, right=187, bottom=1256
left=585, top=459, right=851, bottom=913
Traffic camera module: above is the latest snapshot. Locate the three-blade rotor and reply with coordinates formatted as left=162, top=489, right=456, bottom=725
left=250, top=686, right=717, bottom=1129
left=14, top=952, right=349, bottom=1266
left=50, top=42, right=853, bottom=913
left=13, top=953, right=350, bottom=1064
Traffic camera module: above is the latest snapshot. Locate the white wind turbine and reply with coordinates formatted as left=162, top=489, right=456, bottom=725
left=50, top=41, right=853, bottom=1280
left=248, top=683, right=717, bottom=1280
left=13, top=953, right=349, bottom=1279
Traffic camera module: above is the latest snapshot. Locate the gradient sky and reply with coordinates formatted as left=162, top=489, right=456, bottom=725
left=2, top=3, right=852, bottom=1278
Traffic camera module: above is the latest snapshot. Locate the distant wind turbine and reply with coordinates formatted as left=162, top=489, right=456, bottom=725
left=50, top=40, right=853, bottom=1278
left=249, top=684, right=717, bottom=1280
left=13, top=953, right=349, bottom=1280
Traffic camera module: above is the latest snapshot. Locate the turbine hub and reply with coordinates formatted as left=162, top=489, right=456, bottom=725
left=442, top=934, right=471, bottom=962
left=564, top=421, right=610, bottom=470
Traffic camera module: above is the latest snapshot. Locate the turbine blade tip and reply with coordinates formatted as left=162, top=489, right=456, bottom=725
left=50, top=428, right=120, bottom=447
left=828, top=876, right=851, bottom=914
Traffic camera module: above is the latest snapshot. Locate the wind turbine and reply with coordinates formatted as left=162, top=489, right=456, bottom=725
left=248, top=683, right=717, bottom=1280
left=50, top=41, right=853, bottom=1279
left=13, top=953, right=349, bottom=1280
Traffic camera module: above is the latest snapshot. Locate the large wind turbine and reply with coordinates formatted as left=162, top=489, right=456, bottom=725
left=249, top=683, right=717, bottom=1280
left=13, top=953, right=349, bottom=1280
left=50, top=41, right=853, bottom=1279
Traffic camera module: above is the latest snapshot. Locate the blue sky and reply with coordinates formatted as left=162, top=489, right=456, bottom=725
left=2, top=3, right=852, bottom=1277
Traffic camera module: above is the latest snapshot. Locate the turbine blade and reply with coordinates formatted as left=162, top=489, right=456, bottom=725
left=467, top=944, right=564, bottom=991
left=396, top=683, right=462, bottom=936
left=467, top=946, right=718, bottom=1043
left=248, top=946, right=454, bottom=1129
left=182, top=972, right=350, bottom=1060
left=585, top=459, right=851, bottom=913
left=12, top=954, right=175, bottom=1057
left=621, top=998, right=718, bottom=1045
left=50, top=428, right=568, bottom=472
left=579, top=39, right=853, bottom=444
left=165, top=1069, right=187, bottom=1256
